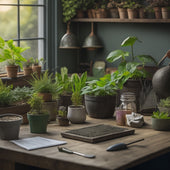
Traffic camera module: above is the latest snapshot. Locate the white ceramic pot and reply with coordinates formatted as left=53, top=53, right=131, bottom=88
left=67, top=105, right=86, bottom=124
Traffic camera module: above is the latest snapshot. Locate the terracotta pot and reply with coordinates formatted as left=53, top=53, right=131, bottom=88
left=154, top=7, right=162, bottom=19
left=139, top=8, right=145, bottom=18
left=118, top=8, right=128, bottom=19
left=32, top=65, right=41, bottom=77
left=161, top=7, right=169, bottom=19
left=87, top=9, right=93, bottom=18
left=23, top=67, right=33, bottom=76
left=91, top=9, right=96, bottom=18
left=127, top=8, right=138, bottom=19
left=76, top=10, right=85, bottom=18
left=109, top=8, right=119, bottom=18
left=38, top=93, right=52, bottom=102
left=6, top=65, right=18, bottom=78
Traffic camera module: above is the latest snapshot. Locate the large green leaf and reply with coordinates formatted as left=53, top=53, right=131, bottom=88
left=121, top=36, right=139, bottom=47
left=136, top=55, right=158, bottom=65
left=106, top=49, right=129, bottom=63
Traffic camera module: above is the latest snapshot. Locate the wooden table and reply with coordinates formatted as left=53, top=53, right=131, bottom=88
left=0, top=116, right=170, bottom=170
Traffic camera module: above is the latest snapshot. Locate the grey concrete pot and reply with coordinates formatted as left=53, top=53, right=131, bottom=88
left=0, top=113, right=23, bottom=140
left=152, top=117, right=170, bottom=131
left=67, top=105, right=86, bottom=124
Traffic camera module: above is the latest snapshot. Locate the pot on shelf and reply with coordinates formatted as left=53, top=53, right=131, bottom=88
left=6, top=65, right=18, bottom=78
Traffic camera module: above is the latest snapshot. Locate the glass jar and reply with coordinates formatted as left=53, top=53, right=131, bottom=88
left=115, top=92, right=136, bottom=126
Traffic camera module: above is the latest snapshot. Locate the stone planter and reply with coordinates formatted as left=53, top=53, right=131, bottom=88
left=0, top=113, right=23, bottom=140
left=67, top=105, right=86, bottom=124
left=85, top=95, right=116, bottom=118
left=152, top=117, right=170, bottom=131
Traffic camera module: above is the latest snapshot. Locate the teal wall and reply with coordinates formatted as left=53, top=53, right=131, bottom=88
left=57, top=1, right=170, bottom=73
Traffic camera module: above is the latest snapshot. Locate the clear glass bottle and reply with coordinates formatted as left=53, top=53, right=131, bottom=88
left=115, top=92, right=136, bottom=126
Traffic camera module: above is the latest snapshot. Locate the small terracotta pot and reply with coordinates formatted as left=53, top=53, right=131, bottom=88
left=32, top=65, right=41, bottom=77
left=139, top=8, right=145, bottom=18
left=23, top=67, right=33, bottom=76
left=127, top=8, right=138, bottom=19
left=154, top=7, right=162, bottom=19
left=6, top=65, right=18, bottom=78
left=109, top=8, right=119, bottom=18
left=118, top=8, right=128, bottom=19
left=161, top=7, right=169, bottom=19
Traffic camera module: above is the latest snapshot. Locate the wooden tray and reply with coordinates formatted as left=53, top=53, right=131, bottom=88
left=61, top=124, right=135, bottom=143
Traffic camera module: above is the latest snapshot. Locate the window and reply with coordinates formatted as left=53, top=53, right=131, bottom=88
left=0, top=0, right=46, bottom=73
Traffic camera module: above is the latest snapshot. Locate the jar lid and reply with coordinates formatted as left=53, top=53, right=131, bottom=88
left=120, top=92, right=136, bottom=102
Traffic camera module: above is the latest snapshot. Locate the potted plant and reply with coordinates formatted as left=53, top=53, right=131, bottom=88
left=67, top=72, right=87, bottom=124
left=22, top=58, right=33, bottom=76
left=30, top=57, right=44, bottom=77
left=106, top=36, right=158, bottom=111
left=55, top=67, right=72, bottom=108
left=82, top=71, right=128, bottom=118
left=158, top=97, right=170, bottom=116
left=107, top=0, right=119, bottom=18
left=117, top=0, right=128, bottom=19
left=151, top=111, right=170, bottom=131
left=29, top=70, right=58, bottom=102
left=57, top=106, right=69, bottom=126
left=0, top=36, right=30, bottom=78
left=0, top=113, right=23, bottom=140
left=27, top=93, right=49, bottom=133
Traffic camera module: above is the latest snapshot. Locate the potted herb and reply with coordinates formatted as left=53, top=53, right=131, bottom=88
left=55, top=67, right=72, bottom=108
left=82, top=71, right=128, bottom=118
left=158, top=97, right=170, bottom=116
left=151, top=111, right=170, bottom=131
left=57, top=106, right=69, bottom=126
left=30, top=57, right=44, bottom=77
left=0, top=36, right=30, bottom=78
left=117, top=0, right=128, bottom=19
left=107, top=0, right=119, bottom=18
left=22, top=58, right=33, bottom=76
left=27, top=93, right=49, bottom=133
left=29, top=70, right=58, bottom=102
left=67, top=72, right=87, bottom=124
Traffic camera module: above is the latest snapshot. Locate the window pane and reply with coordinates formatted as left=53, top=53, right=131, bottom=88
left=0, top=0, right=17, bottom=4
left=0, top=6, right=17, bottom=39
left=20, top=0, right=44, bottom=5
left=20, top=40, right=44, bottom=61
left=20, top=6, right=44, bottom=38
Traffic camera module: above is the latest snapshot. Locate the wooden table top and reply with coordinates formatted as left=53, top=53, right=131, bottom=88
left=0, top=116, right=170, bottom=170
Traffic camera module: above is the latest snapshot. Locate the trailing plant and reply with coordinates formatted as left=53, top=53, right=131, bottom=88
left=0, top=36, right=30, bottom=69
left=107, top=36, right=157, bottom=80
left=152, top=111, right=170, bottom=119
left=55, top=67, right=72, bottom=95
left=27, top=93, right=46, bottom=115
left=71, top=72, right=87, bottom=106
left=158, top=97, right=170, bottom=108
left=0, top=79, right=13, bottom=106
left=82, top=71, right=130, bottom=96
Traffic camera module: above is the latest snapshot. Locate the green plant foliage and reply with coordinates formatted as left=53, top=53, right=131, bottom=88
left=58, top=106, right=67, bottom=117
left=29, top=57, right=45, bottom=66
left=30, top=70, right=61, bottom=95
left=27, top=93, right=45, bottom=115
left=0, top=79, right=13, bottom=106
left=11, top=86, right=34, bottom=103
left=55, top=67, right=72, bottom=95
left=71, top=72, right=87, bottom=106
left=82, top=71, right=130, bottom=96
left=0, top=36, right=30, bottom=69
left=152, top=111, right=170, bottom=119
left=159, top=97, right=170, bottom=108
left=107, top=36, right=157, bottom=80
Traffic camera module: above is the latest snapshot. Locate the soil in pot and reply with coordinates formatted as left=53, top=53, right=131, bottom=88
left=85, top=95, right=116, bottom=118
left=0, top=113, right=23, bottom=140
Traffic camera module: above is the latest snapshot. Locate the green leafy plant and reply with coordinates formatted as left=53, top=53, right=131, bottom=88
left=58, top=106, right=67, bottom=117
left=29, top=57, right=45, bottom=66
left=0, top=36, right=30, bottom=69
left=55, top=67, right=72, bottom=95
left=158, top=97, right=170, bottom=108
left=107, top=36, right=157, bottom=79
left=82, top=71, right=129, bottom=96
left=71, top=72, right=87, bottom=106
left=22, top=58, right=33, bottom=68
left=0, top=79, right=13, bottom=106
left=27, top=93, right=46, bottom=115
left=152, top=111, right=170, bottom=119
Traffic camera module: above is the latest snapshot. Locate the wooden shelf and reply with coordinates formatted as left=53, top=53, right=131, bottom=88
left=72, top=18, right=170, bottom=23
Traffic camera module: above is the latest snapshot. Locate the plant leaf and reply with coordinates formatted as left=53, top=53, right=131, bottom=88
left=121, top=36, right=139, bottom=47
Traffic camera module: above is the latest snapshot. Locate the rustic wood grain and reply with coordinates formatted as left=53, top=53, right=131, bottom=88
left=0, top=116, right=169, bottom=170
